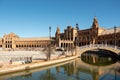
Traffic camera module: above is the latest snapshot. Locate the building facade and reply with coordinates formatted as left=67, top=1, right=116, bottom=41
left=0, top=32, right=53, bottom=51
left=55, top=26, right=77, bottom=50
left=0, top=17, right=120, bottom=51
left=55, top=17, right=120, bottom=49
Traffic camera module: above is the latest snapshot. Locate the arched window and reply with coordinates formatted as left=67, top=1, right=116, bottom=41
left=6, top=45, right=7, bottom=48
left=21, top=45, right=23, bottom=47
left=61, top=43, right=63, bottom=47
left=16, top=45, right=18, bottom=48
left=29, top=45, right=31, bottom=47
left=37, top=45, right=38, bottom=47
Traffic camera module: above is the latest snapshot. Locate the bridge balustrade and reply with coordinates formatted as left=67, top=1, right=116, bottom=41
left=78, top=44, right=120, bottom=55
left=80, top=44, right=120, bottom=50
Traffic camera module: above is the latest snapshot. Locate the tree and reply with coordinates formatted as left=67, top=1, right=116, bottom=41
left=43, top=45, right=55, bottom=61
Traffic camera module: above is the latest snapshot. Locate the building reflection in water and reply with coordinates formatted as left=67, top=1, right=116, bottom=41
left=81, top=49, right=118, bottom=66
left=3, top=53, right=120, bottom=80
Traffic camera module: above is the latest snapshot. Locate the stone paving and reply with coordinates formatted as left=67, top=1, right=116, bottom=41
left=0, top=51, right=65, bottom=68
left=0, top=51, right=63, bottom=62
left=0, top=50, right=77, bottom=75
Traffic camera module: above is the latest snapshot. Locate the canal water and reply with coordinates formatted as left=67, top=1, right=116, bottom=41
left=1, top=51, right=120, bottom=80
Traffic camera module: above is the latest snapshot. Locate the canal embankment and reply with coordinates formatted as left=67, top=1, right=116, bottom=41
left=0, top=55, right=78, bottom=75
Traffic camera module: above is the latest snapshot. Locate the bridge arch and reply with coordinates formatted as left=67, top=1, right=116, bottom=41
left=78, top=44, right=120, bottom=57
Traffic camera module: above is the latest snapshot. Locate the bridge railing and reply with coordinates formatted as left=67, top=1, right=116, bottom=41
left=79, top=44, right=120, bottom=50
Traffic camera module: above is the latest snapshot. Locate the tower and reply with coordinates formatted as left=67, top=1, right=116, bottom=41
left=76, top=22, right=79, bottom=30
left=92, top=16, right=99, bottom=28
left=55, top=27, right=60, bottom=47
left=75, top=23, right=79, bottom=46
left=91, top=17, right=99, bottom=44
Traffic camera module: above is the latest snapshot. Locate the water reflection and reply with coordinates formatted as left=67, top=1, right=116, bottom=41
left=2, top=56, right=120, bottom=80
left=81, top=50, right=118, bottom=66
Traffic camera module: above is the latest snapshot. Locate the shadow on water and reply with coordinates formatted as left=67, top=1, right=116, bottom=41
left=81, top=49, right=118, bottom=66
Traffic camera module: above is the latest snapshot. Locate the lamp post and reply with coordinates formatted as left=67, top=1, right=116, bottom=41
left=114, top=26, right=117, bottom=49
left=49, top=26, right=51, bottom=39
left=48, top=26, right=51, bottom=60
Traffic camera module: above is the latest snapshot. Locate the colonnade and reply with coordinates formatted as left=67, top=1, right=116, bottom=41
left=15, top=40, right=50, bottom=50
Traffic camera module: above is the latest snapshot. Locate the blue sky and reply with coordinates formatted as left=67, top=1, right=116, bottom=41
left=0, top=0, right=120, bottom=37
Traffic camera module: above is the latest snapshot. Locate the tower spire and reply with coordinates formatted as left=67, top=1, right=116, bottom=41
left=56, top=26, right=60, bottom=33
left=76, top=22, right=79, bottom=30
left=55, top=26, right=60, bottom=37
left=92, top=16, right=99, bottom=28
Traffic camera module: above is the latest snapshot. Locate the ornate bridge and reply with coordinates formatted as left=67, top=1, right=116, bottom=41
left=78, top=44, right=120, bottom=56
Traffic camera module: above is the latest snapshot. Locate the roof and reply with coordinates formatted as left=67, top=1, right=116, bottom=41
left=16, top=37, right=50, bottom=41
left=78, top=28, right=91, bottom=32
left=4, top=32, right=19, bottom=38
left=100, top=27, right=120, bottom=35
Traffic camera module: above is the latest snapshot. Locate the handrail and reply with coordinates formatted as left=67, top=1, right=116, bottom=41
left=79, top=44, right=120, bottom=50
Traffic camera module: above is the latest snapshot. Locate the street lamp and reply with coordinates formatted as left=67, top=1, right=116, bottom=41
left=48, top=26, right=51, bottom=60
left=114, top=26, right=117, bottom=49
left=49, top=26, right=51, bottom=39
